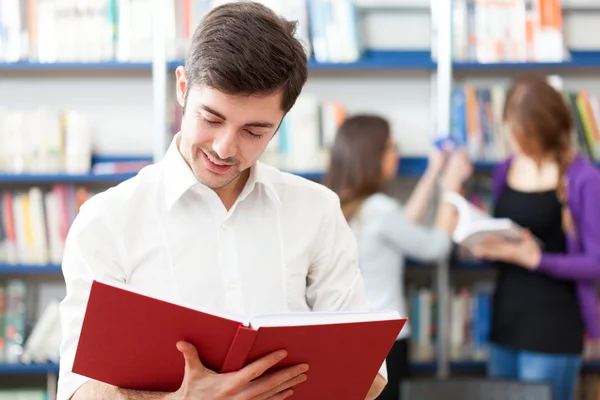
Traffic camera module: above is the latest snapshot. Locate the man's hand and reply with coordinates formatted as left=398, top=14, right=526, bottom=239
left=365, top=374, right=386, bottom=400
left=168, top=341, right=308, bottom=400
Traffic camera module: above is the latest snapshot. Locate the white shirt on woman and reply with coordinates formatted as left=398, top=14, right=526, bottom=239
left=349, top=193, right=452, bottom=340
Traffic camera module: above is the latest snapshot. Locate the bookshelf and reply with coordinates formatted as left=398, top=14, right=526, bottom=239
left=0, top=264, right=62, bottom=275
left=0, top=173, right=141, bottom=184
left=453, top=50, right=600, bottom=71
left=169, top=50, right=437, bottom=71
left=2, top=0, right=600, bottom=397
left=0, top=363, right=59, bottom=375
left=0, top=62, right=155, bottom=71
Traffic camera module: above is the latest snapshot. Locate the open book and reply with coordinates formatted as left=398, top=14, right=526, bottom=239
left=443, top=191, right=538, bottom=250
left=72, top=279, right=406, bottom=399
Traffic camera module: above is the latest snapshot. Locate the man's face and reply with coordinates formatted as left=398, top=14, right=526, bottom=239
left=176, top=68, right=284, bottom=190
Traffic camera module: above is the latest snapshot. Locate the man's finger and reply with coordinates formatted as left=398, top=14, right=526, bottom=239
left=176, top=341, right=204, bottom=373
left=234, top=350, right=288, bottom=384
left=254, top=373, right=307, bottom=400
left=246, top=363, right=308, bottom=399
left=266, top=389, right=295, bottom=400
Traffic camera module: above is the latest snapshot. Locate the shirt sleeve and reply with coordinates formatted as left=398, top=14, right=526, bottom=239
left=378, top=205, right=452, bottom=264
left=537, top=175, right=600, bottom=280
left=305, top=193, right=388, bottom=382
left=57, top=198, right=127, bottom=400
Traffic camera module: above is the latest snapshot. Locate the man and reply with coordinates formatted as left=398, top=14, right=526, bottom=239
left=58, top=3, right=387, bottom=399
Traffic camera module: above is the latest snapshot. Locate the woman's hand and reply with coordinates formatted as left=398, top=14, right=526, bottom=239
left=426, top=149, right=449, bottom=176
left=441, top=149, right=474, bottom=192
left=471, top=230, right=541, bottom=270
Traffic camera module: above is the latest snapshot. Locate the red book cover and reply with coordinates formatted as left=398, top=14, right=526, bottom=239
left=72, top=280, right=406, bottom=399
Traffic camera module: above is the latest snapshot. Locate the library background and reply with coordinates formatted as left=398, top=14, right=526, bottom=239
left=1, top=0, right=600, bottom=399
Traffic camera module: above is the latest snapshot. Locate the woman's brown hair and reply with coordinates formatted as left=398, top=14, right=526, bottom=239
left=324, top=115, right=392, bottom=220
left=503, top=74, right=574, bottom=231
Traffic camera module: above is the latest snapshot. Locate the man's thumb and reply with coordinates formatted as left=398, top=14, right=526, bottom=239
left=176, top=341, right=204, bottom=373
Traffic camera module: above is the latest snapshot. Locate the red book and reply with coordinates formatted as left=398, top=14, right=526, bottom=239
left=72, top=279, right=406, bottom=399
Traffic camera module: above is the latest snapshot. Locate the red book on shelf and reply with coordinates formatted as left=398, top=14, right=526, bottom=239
left=72, top=279, right=405, bottom=399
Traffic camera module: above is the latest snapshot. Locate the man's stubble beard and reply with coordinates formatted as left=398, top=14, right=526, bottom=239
left=190, top=151, right=242, bottom=190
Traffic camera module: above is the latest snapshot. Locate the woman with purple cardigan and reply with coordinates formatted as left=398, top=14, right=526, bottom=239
left=471, top=75, right=600, bottom=400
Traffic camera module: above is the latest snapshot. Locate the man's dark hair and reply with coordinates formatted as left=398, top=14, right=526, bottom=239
left=185, top=2, right=308, bottom=114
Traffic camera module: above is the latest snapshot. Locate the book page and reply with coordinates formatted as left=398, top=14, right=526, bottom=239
left=249, top=310, right=401, bottom=329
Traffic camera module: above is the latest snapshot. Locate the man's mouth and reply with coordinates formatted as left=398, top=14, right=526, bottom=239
left=201, top=150, right=234, bottom=174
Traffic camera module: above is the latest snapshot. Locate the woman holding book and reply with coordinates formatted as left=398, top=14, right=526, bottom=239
left=324, top=115, right=473, bottom=400
left=470, top=75, right=600, bottom=400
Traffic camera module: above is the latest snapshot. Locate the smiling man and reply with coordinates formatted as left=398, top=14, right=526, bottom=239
left=57, top=2, right=387, bottom=400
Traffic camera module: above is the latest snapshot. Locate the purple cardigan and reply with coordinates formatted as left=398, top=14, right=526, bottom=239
left=493, top=154, right=600, bottom=339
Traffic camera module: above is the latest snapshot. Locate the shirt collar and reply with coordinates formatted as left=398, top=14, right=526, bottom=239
left=162, top=134, right=280, bottom=211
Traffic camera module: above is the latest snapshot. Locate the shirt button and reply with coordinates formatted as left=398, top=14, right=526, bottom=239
left=228, top=280, right=240, bottom=290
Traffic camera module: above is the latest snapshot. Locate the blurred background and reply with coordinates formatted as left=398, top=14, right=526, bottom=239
left=1, top=0, right=600, bottom=399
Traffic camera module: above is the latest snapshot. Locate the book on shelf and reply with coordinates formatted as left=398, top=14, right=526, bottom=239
left=407, top=286, right=437, bottom=362
left=448, top=283, right=492, bottom=362
left=0, top=186, right=91, bottom=266
left=0, top=0, right=361, bottom=65
left=445, top=0, right=566, bottom=63
left=73, top=278, right=405, bottom=399
left=450, top=82, right=600, bottom=164
left=0, top=279, right=63, bottom=366
left=0, top=107, right=92, bottom=175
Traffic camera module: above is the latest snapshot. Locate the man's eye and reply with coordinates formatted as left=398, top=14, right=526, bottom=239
left=245, top=129, right=263, bottom=139
left=201, top=115, right=220, bottom=125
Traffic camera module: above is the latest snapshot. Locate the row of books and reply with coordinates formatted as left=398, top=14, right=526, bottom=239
left=0, top=279, right=60, bottom=367
left=409, top=285, right=492, bottom=363
left=0, top=0, right=154, bottom=63
left=450, top=0, right=566, bottom=63
left=450, top=83, right=600, bottom=162
left=0, top=108, right=92, bottom=175
left=0, top=0, right=361, bottom=64
left=176, top=0, right=361, bottom=64
left=411, top=283, right=600, bottom=363
left=0, top=186, right=91, bottom=266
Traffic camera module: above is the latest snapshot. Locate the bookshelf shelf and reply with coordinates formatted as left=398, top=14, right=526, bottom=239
left=282, top=156, right=435, bottom=181
left=0, top=61, right=153, bottom=71
left=453, top=50, right=600, bottom=71
left=168, top=50, right=436, bottom=71
left=450, top=361, right=486, bottom=370
left=0, top=264, right=62, bottom=274
left=0, top=172, right=140, bottom=184
left=446, top=360, right=600, bottom=372
left=307, top=50, right=435, bottom=71
left=410, top=361, right=437, bottom=372
left=0, top=362, right=59, bottom=374
left=452, top=260, right=491, bottom=270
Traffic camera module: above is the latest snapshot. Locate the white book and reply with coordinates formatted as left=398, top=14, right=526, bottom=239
left=444, top=191, right=535, bottom=250
left=21, top=300, right=60, bottom=364
left=28, top=187, right=49, bottom=265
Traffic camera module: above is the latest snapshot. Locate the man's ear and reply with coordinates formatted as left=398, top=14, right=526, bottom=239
left=175, top=66, right=188, bottom=107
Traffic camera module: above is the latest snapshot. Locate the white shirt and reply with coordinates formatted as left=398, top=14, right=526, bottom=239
left=57, top=137, right=386, bottom=400
left=349, top=193, right=451, bottom=340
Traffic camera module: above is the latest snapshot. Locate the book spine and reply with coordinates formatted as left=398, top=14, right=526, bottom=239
left=220, top=326, right=258, bottom=374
